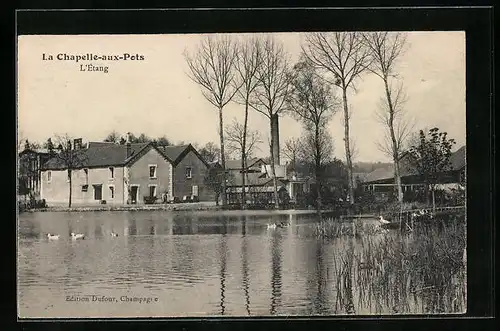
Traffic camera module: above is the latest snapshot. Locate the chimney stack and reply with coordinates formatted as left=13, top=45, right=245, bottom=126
left=73, top=138, right=83, bottom=149
left=271, top=114, right=280, bottom=165
left=126, top=132, right=131, bottom=158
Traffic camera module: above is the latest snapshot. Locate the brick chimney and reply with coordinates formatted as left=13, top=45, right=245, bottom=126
left=73, top=138, right=83, bottom=149
left=271, top=114, right=280, bottom=165
left=126, top=132, right=131, bottom=158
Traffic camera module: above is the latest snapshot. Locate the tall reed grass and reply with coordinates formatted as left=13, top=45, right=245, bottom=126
left=315, top=215, right=466, bottom=314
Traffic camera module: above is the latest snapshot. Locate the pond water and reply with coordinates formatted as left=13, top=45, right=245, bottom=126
left=17, top=210, right=466, bottom=318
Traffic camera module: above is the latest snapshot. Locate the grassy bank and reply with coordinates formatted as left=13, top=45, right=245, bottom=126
left=315, top=215, right=466, bottom=314
left=22, top=202, right=221, bottom=213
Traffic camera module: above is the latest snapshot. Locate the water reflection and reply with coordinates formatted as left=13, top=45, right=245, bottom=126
left=17, top=210, right=466, bottom=318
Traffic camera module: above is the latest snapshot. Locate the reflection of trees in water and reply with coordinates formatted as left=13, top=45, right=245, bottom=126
left=240, top=216, right=251, bottom=315
left=219, top=234, right=228, bottom=315
left=270, top=232, right=283, bottom=315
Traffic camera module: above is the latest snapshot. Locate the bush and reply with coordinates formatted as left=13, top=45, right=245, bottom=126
left=143, top=196, right=157, bottom=204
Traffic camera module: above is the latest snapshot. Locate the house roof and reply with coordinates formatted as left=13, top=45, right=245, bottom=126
left=156, top=144, right=209, bottom=167
left=19, top=148, right=50, bottom=155
left=225, top=158, right=266, bottom=170
left=42, top=142, right=151, bottom=170
left=227, top=172, right=287, bottom=187
left=363, top=145, right=465, bottom=183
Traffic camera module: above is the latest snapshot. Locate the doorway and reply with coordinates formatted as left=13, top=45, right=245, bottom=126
left=130, top=185, right=139, bottom=204
left=93, top=184, right=103, bottom=201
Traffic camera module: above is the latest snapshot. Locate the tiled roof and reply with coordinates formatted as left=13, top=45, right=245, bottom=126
left=156, top=145, right=190, bottom=163
left=225, top=158, right=266, bottom=170
left=449, top=145, right=466, bottom=170
left=363, top=145, right=465, bottom=183
left=42, top=142, right=150, bottom=170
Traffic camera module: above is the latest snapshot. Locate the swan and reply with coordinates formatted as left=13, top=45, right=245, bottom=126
left=267, top=223, right=277, bottom=229
left=110, top=232, right=118, bottom=237
left=47, top=233, right=59, bottom=240
left=277, top=222, right=290, bottom=228
left=71, top=232, right=85, bottom=240
left=378, top=216, right=390, bottom=224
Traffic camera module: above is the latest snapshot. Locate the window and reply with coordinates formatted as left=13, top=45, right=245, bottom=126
left=82, top=185, right=88, bottom=192
left=109, top=185, right=115, bottom=199
left=149, top=165, right=157, bottom=179
left=109, top=167, right=114, bottom=179
left=185, top=167, right=192, bottom=179
left=192, top=185, right=198, bottom=196
left=47, top=171, right=51, bottom=183
left=149, top=185, right=157, bottom=197
left=84, top=168, right=89, bottom=184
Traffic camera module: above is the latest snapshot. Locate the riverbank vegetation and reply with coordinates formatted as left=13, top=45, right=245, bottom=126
left=318, top=214, right=466, bottom=314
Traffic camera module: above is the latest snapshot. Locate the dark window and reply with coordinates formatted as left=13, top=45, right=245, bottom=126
left=109, top=186, right=115, bottom=199
left=109, top=167, right=114, bottom=179
left=149, top=165, right=157, bottom=178
left=185, top=167, right=192, bottom=179
left=149, top=185, right=157, bottom=197
left=82, top=185, right=88, bottom=192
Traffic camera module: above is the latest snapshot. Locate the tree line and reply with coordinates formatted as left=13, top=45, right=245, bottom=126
left=183, top=32, right=459, bottom=210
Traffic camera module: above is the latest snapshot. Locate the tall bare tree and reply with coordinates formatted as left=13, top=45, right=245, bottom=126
left=302, top=32, right=371, bottom=205
left=249, top=36, right=293, bottom=209
left=198, top=142, right=221, bottom=164
left=104, top=130, right=121, bottom=143
left=53, top=134, right=88, bottom=208
left=225, top=119, right=263, bottom=161
left=233, top=36, right=263, bottom=208
left=363, top=32, right=409, bottom=203
left=282, top=137, right=301, bottom=171
left=288, top=61, right=340, bottom=212
left=184, top=35, right=241, bottom=206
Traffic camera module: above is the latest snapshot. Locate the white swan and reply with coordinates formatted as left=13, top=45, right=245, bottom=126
left=71, top=232, right=85, bottom=240
left=267, top=223, right=277, bottom=229
left=47, top=233, right=59, bottom=240
left=110, top=232, right=118, bottom=237
left=378, top=216, right=390, bottom=224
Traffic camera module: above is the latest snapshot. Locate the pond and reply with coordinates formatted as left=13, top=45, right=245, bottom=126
left=17, top=210, right=466, bottom=318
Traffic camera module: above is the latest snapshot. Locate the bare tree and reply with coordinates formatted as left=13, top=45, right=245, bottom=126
left=184, top=35, right=240, bottom=206
left=302, top=32, right=371, bottom=205
left=233, top=36, right=263, bottom=208
left=53, top=134, right=88, bottom=208
left=282, top=137, right=302, bottom=170
left=249, top=36, right=293, bottom=209
left=225, top=118, right=263, bottom=161
left=198, top=142, right=221, bottom=164
left=103, top=130, right=121, bottom=143
left=288, top=61, right=340, bottom=211
left=363, top=32, right=409, bottom=203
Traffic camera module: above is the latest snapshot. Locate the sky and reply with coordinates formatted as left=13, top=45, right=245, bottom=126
left=17, top=31, right=465, bottom=163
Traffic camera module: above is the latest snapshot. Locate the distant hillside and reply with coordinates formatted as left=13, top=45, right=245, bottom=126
left=352, top=161, right=393, bottom=174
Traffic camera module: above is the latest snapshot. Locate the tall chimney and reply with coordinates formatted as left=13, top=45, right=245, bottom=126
left=73, top=138, right=82, bottom=149
left=271, top=114, right=280, bottom=165
left=126, top=132, right=131, bottom=158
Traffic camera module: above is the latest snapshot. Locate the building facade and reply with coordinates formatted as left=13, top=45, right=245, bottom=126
left=18, top=148, right=52, bottom=199
left=40, top=141, right=211, bottom=206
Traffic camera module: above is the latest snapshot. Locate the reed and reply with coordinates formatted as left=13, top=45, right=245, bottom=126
left=319, top=215, right=466, bottom=314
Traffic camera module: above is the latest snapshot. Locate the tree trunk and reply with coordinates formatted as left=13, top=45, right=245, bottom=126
left=384, top=78, right=404, bottom=204
left=241, top=102, right=249, bottom=209
left=432, top=188, right=436, bottom=212
left=269, top=118, right=280, bottom=209
left=68, top=170, right=72, bottom=208
left=342, top=87, right=355, bottom=205
left=218, top=107, right=227, bottom=206
left=315, top=126, right=322, bottom=218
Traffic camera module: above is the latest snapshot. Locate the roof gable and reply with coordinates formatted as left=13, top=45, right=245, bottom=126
left=157, top=144, right=209, bottom=167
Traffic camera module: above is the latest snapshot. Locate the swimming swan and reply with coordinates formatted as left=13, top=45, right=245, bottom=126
left=47, top=233, right=60, bottom=240
left=71, top=232, right=85, bottom=240
left=110, top=232, right=119, bottom=237
left=267, top=223, right=277, bottom=229
left=378, top=216, right=390, bottom=224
